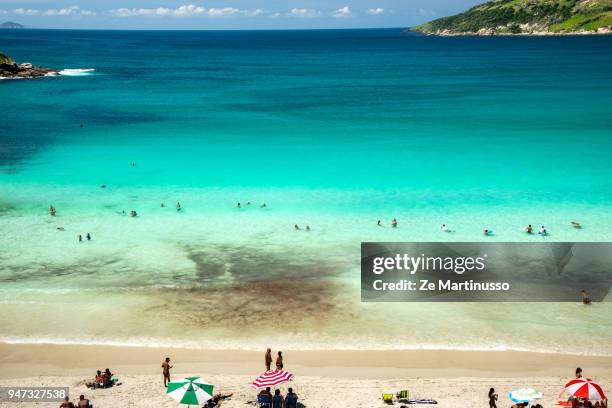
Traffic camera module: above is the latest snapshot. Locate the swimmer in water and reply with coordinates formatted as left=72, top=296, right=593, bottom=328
left=57, top=227, right=65, bottom=231
left=484, top=229, right=491, bottom=236
left=237, top=202, right=241, bottom=208
left=571, top=221, right=582, bottom=229
left=161, top=203, right=165, bottom=208
left=294, top=224, right=300, bottom=230
left=306, top=225, right=310, bottom=231
left=247, top=201, right=251, bottom=206
left=49, top=205, right=56, bottom=216
left=539, top=225, right=547, bottom=235
left=524, top=224, right=533, bottom=234
left=176, top=202, right=181, bottom=211
left=86, top=233, right=91, bottom=241
left=100, top=184, right=106, bottom=189
left=131, top=161, right=136, bottom=167
left=377, top=220, right=382, bottom=226
left=78, top=234, right=83, bottom=242
left=391, top=218, right=398, bottom=228
left=261, top=202, right=267, bottom=208
left=441, top=224, right=450, bottom=232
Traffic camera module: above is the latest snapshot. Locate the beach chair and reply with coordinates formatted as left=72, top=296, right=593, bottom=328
left=396, top=390, right=409, bottom=402
left=257, top=395, right=271, bottom=408
left=285, top=395, right=298, bottom=408
left=382, top=393, right=394, bottom=404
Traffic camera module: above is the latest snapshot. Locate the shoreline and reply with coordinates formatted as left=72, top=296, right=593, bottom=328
left=2, top=343, right=612, bottom=380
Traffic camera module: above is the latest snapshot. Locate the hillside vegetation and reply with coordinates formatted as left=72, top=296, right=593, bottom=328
left=413, top=0, right=612, bottom=35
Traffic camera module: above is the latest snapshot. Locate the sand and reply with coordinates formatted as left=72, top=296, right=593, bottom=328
left=0, top=344, right=610, bottom=407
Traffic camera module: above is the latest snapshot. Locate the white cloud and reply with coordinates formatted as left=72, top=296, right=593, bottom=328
left=367, top=8, right=384, bottom=15
left=110, top=5, right=205, bottom=17
left=332, top=6, right=351, bottom=18
left=289, top=8, right=321, bottom=18
left=109, top=4, right=260, bottom=18
left=13, top=5, right=95, bottom=16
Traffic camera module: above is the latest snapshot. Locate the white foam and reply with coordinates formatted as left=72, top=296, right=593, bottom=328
left=58, top=68, right=95, bottom=76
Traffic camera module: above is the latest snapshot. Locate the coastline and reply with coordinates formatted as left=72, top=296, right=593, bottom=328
left=1, top=344, right=611, bottom=407
left=2, top=343, right=612, bottom=379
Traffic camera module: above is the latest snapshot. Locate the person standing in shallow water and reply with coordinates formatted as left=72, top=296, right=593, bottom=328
left=276, top=351, right=283, bottom=370
left=265, top=348, right=272, bottom=371
left=162, top=357, right=172, bottom=387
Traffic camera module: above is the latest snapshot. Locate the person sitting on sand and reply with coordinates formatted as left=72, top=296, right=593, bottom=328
left=162, top=357, right=173, bottom=387
left=59, top=396, right=76, bottom=408
left=259, top=387, right=273, bottom=400
left=272, top=389, right=283, bottom=408
left=103, top=368, right=114, bottom=387
left=488, top=387, right=498, bottom=408
left=391, top=218, right=398, bottom=228
left=95, top=370, right=104, bottom=388
left=572, top=221, right=582, bottom=229
left=524, top=224, right=533, bottom=234
left=285, top=388, right=298, bottom=408
left=276, top=351, right=283, bottom=370
left=77, top=395, right=90, bottom=408
left=539, top=225, right=547, bottom=235
left=581, top=290, right=591, bottom=305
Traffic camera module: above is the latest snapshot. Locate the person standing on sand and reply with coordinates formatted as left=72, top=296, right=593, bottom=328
left=265, top=348, right=272, bottom=371
left=576, top=367, right=583, bottom=378
left=581, top=290, right=591, bottom=305
left=162, top=357, right=173, bottom=387
left=488, top=388, right=498, bottom=408
left=59, top=396, right=75, bottom=408
left=77, top=395, right=90, bottom=408
left=276, top=351, right=283, bottom=370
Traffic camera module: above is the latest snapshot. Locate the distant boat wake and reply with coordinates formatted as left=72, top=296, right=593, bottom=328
left=57, top=68, right=95, bottom=76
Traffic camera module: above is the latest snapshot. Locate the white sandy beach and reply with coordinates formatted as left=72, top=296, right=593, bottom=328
left=0, top=344, right=610, bottom=407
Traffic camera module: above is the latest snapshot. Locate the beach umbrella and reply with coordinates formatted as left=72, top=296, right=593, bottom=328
left=509, top=388, right=543, bottom=403
left=564, top=378, right=607, bottom=400
left=250, top=369, right=293, bottom=389
left=166, top=377, right=214, bottom=406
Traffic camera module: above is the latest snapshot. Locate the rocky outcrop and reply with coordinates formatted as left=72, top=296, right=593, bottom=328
left=0, top=52, right=58, bottom=79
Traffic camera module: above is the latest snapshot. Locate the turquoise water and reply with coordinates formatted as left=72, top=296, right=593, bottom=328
left=1, top=29, right=611, bottom=354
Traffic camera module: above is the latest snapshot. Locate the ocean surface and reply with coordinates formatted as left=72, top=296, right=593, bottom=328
left=1, top=29, right=611, bottom=355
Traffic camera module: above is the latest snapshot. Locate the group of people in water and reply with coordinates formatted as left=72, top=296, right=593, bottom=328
left=237, top=201, right=267, bottom=208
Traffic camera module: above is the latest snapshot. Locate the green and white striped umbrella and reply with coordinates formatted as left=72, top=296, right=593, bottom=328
left=166, top=377, right=214, bottom=406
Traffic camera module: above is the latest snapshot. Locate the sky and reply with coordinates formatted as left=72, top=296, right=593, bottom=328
left=0, top=0, right=484, bottom=29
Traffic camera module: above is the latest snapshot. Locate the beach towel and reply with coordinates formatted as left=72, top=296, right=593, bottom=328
left=400, top=399, right=438, bottom=405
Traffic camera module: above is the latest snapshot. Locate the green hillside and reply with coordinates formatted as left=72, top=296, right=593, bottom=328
left=413, top=0, right=612, bottom=35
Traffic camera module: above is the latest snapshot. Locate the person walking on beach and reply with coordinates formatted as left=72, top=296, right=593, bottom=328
left=162, top=357, right=173, bottom=387
left=275, top=351, right=283, bottom=370
left=265, top=348, right=273, bottom=371
left=488, top=388, right=498, bottom=408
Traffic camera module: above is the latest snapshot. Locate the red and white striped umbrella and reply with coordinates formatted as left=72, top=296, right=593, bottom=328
left=564, top=378, right=607, bottom=400
left=250, top=369, right=293, bottom=389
